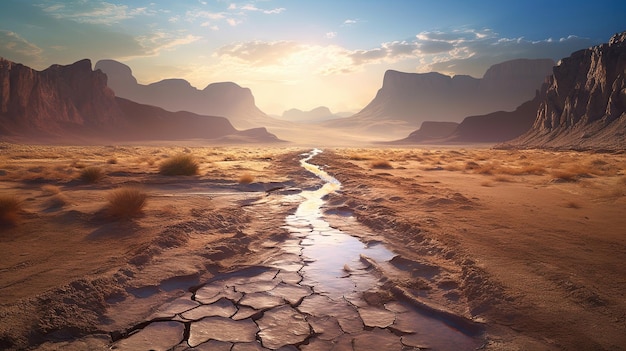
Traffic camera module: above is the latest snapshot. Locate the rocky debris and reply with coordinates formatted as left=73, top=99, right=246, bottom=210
left=505, top=31, right=626, bottom=149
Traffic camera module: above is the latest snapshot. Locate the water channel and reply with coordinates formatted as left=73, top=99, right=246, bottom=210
left=111, top=149, right=482, bottom=350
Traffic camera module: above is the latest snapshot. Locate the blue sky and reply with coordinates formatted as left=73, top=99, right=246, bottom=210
left=1, top=0, right=625, bottom=114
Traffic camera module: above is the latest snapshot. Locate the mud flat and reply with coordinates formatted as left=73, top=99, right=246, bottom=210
left=1, top=144, right=625, bottom=350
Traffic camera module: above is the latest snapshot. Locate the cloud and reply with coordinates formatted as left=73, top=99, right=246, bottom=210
left=342, top=19, right=358, bottom=26
left=239, top=4, right=286, bottom=14
left=216, top=40, right=304, bottom=66
left=38, top=1, right=147, bottom=25
left=326, top=32, right=337, bottom=39
left=0, top=30, right=44, bottom=64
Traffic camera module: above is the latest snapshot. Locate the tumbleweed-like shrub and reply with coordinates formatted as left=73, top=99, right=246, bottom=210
left=158, top=154, right=199, bottom=176
left=106, top=187, right=147, bottom=219
left=0, top=195, right=22, bottom=225
left=80, top=166, right=105, bottom=183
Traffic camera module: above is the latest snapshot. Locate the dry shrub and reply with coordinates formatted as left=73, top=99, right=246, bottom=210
left=45, top=194, right=70, bottom=209
left=550, top=169, right=584, bottom=182
left=0, top=195, right=22, bottom=225
left=159, top=154, right=199, bottom=176
left=465, top=161, right=480, bottom=170
left=106, top=187, right=147, bottom=219
left=238, top=173, right=255, bottom=184
left=80, top=166, right=105, bottom=183
left=41, top=184, right=61, bottom=195
left=107, top=158, right=118, bottom=164
left=565, top=201, right=582, bottom=209
left=493, top=175, right=514, bottom=182
left=349, top=154, right=371, bottom=161
left=370, top=159, right=393, bottom=169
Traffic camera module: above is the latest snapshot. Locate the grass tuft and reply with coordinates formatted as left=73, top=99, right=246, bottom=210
left=370, top=159, right=393, bottom=169
left=238, top=173, right=255, bottom=184
left=158, top=154, right=199, bottom=176
left=80, top=166, right=105, bottom=183
left=0, top=195, right=22, bottom=225
left=106, top=187, right=147, bottom=220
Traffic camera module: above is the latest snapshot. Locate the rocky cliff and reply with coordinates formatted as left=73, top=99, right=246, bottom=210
left=507, top=32, right=626, bottom=149
left=0, top=58, right=124, bottom=138
left=95, top=60, right=278, bottom=130
left=0, top=58, right=280, bottom=143
left=325, top=58, right=554, bottom=138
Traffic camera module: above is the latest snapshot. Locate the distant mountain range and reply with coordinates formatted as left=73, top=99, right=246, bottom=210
left=0, top=58, right=280, bottom=144
left=2, top=29, right=625, bottom=149
left=391, top=31, right=626, bottom=149
left=95, top=60, right=281, bottom=130
left=325, top=58, right=555, bottom=138
left=274, top=106, right=349, bottom=123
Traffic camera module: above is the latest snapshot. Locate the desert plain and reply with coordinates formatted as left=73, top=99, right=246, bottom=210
left=1, top=143, right=625, bottom=351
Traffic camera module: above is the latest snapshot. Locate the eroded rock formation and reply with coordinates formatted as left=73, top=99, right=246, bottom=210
left=508, top=31, right=626, bottom=149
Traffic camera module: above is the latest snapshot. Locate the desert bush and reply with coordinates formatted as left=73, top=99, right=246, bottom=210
left=107, top=158, right=118, bottom=164
left=158, top=154, right=199, bottom=176
left=106, top=187, right=147, bottom=219
left=238, top=173, right=255, bottom=184
left=565, top=201, right=582, bottom=209
left=0, top=195, right=21, bottom=225
left=45, top=194, right=70, bottom=209
left=41, top=184, right=61, bottom=195
left=370, top=159, right=393, bottom=169
left=80, top=166, right=105, bottom=183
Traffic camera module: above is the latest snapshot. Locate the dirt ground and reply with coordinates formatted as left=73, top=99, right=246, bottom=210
left=1, top=143, right=625, bottom=350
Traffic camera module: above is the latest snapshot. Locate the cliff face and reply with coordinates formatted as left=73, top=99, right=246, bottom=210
left=95, top=60, right=276, bottom=130
left=324, top=58, right=554, bottom=138
left=510, top=32, right=626, bottom=149
left=0, top=58, right=123, bottom=137
left=0, top=58, right=280, bottom=143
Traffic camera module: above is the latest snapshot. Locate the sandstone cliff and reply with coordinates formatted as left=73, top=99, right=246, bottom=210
left=506, top=32, right=626, bottom=149
left=0, top=58, right=280, bottom=143
left=0, top=58, right=124, bottom=139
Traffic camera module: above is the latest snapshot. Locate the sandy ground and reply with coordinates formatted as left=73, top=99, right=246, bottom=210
left=1, top=144, right=625, bottom=350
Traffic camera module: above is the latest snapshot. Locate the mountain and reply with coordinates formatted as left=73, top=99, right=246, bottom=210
left=278, top=106, right=343, bottom=123
left=504, top=32, right=626, bottom=150
left=0, top=58, right=280, bottom=143
left=325, top=58, right=555, bottom=138
left=95, top=59, right=279, bottom=130
left=390, top=121, right=459, bottom=144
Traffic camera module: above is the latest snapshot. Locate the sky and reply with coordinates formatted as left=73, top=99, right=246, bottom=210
left=1, top=1, right=625, bottom=116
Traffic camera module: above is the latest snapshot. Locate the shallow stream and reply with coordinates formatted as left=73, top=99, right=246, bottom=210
left=110, top=149, right=482, bottom=350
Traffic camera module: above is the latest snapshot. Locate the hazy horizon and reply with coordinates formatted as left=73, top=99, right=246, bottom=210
left=1, top=0, right=625, bottom=116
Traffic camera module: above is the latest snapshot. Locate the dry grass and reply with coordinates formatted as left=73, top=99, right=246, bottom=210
left=80, top=166, right=105, bottom=183
left=370, top=159, right=393, bottom=169
left=565, top=201, right=582, bottom=209
left=106, top=187, right=147, bottom=219
left=45, top=194, right=70, bottom=209
left=41, top=184, right=61, bottom=195
left=0, top=194, right=22, bottom=226
left=159, top=154, right=199, bottom=176
left=238, top=173, right=255, bottom=184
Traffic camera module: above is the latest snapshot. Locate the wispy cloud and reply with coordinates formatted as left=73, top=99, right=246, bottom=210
left=0, top=30, right=44, bottom=63
left=216, top=40, right=304, bottom=65
left=38, top=1, right=149, bottom=25
left=342, top=19, right=358, bottom=26
left=238, top=4, right=286, bottom=15
left=326, top=32, right=337, bottom=39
